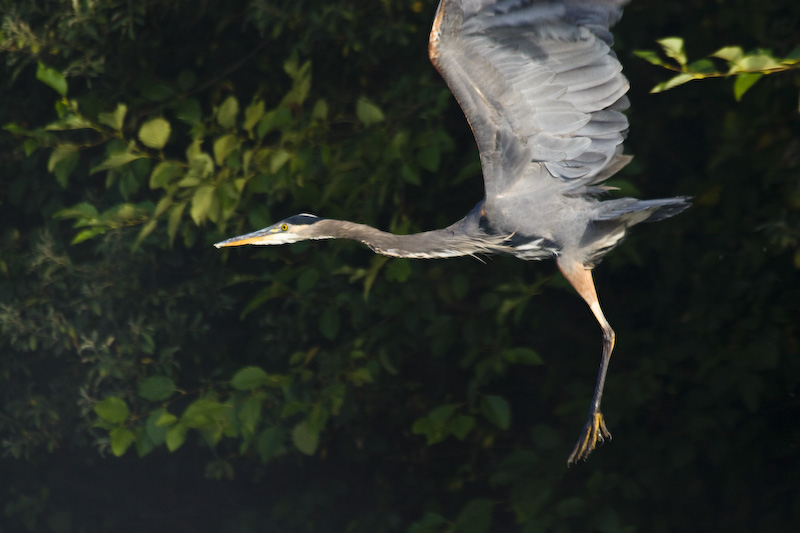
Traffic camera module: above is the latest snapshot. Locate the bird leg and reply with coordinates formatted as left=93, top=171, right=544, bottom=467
left=557, top=258, right=616, bottom=464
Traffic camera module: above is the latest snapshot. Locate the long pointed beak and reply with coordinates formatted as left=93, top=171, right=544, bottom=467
left=214, top=228, right=277, bottom=248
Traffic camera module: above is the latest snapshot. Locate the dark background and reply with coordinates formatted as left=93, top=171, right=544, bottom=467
left=1, top=0, right=798, bottom=531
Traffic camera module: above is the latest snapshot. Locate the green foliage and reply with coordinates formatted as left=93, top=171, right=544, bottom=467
left=1, top=0, right=799, bottom=531
left=636, top=37, right=800, bottom=104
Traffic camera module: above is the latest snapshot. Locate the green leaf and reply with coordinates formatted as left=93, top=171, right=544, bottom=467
left=651, top=73, right=696, bottom=93
left=319, top=307, right=340, bottom=340
left=739, top=52, right=781, bottom=72
left=190, top=185, right=215, bottom=225
left=734, top=72, right=764, bottom=101
left=416, top=144, right=441, bottom=172
left=449, top=415, right=476, bottom=441
left=633, top=49, right=666, bottom=67
left=385, top=259, right=411, bottom=282
left=213, top=133, right=239, bottom=165
left=36, top=62, right=67, bottom=95
left=453, top=498, right=494, bottom=533
left=90, top=151, right=143, bottom=174
left=138, top=117, right=171, bottom=149
left=256, top=426, right=286, bottom=463
left=312, top=99, right=328, bottom=120
left=408, top=513, right=447, bottom=533
left=110, top=427, right=135, bottom=457
left=94, top=397, right=130, bottom=424
left=480, top=394, right=511, bottom=430
left=270, top=149, right=291, bottom=174
left=180, top=398, right=228, bottom=429
left=48, top=144, right=79, bottom=187
left=165, top=423, right=188, bottom=451
left=149, top=161, right=182, bottom=189
left=98, top=103, right=127, bottom=131
left=155, top=410, right=178, bottom=427
left=239, top=394, right=264, bottom=437
left=243, top=99, right=265, bottom=133
left=502, top=347, right=543, bottom=366
left=291, top=421, right=319, bottom=456
left=712, top=46, right=744, bottom=63
left=137, top=375, right=176, bottom=402
left=356, top=96, right=384, bottom=126
left=217, top=95, right=239, bottom=129
left=231, top=366, right=271, bottom=391
left=657, top=37, right=687, bottom=66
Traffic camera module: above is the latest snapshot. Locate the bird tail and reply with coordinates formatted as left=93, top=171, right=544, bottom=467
left=594, top=196, right=691, bottom=225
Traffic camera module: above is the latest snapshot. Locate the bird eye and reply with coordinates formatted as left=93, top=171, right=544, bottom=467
left=280, top=224, right=288, bottom=231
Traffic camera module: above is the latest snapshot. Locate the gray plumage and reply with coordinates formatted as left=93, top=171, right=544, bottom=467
left=215, top=0, right=690, bottom=464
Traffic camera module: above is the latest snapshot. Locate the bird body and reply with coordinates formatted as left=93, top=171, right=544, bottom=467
left=216, top=0, right=689, bottom=463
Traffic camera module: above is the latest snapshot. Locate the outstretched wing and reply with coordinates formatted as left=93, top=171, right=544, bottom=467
left=429, top=0, right=631, bottom=203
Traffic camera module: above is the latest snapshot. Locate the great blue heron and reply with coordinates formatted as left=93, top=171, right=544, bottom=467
left=215, top=0, right=689, bottom=463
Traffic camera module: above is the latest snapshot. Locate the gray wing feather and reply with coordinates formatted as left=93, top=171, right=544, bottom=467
left=429, top=0, right=631, bottom=204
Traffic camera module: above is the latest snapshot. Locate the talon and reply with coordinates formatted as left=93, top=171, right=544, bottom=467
left=567, top=411, right=612, bottom=464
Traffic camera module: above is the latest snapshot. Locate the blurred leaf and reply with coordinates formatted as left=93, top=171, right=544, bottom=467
left=217, top=95, right=239, bottom=129
left=657, top=37, right=686, bottom=66
left=257, top=426, right=286, bottom=463
left=231, top=366, right=271, bottom=391
left=94, top=397, right=130, bottom=424
left=138, top=117, right=171, bottom=149
left=137, top=376, right=176, bottom=402
left=734, top=72, right=764, bottom=101
left=480, top=395, right=511, bottom=430
left=356, top=96, right=384, bottom=126
left=453, top=498, right=494, bottom=533
left=712, top=46, right=744, bottom=63
left=98, top=103, right=127, bottom=131
left=165, top=423, right=188, bottom=452
left=213, top=133, right=239, bottom=165
left=109, top=427, right=135, bottom=457
left=36, top=62, right=67, bottom=95
left=90, top=150, right=143, bottom=174
left=502, top=347, right=543, bottom=366
left=190, top=186, right=215, bottom=225
left=319, top=307, right=340, bottom=340
left=291, top=421, right=319, bottom=456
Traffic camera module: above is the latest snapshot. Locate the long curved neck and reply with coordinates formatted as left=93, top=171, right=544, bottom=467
left=312, top=219, right=493, bottom=259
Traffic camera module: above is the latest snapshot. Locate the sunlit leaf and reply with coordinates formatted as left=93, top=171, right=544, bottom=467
left=36, top=62, right=67, bottom=95
left=651, top=73, right=696, bottom=93
left=138, top=117, right=171, bottom=149
left=657, top=37, right=687, bottom=66
left=243, top=99, right=265, bottom=133
left=90, top=151, right=143, bottom=174
left=190, top=185, right=215, bottom=225
left=734, top=72, right=764, bottom=101
left=217, top=95, right=239, bottom=129
left=712, top=46, right=744, bottom=63
left=98, top=103, right=128, bottom=131
left=213, top=133, right=240, bottom=165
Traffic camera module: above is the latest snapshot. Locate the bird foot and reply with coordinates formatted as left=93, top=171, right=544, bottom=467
left=567, top=411, right=611, bottom=465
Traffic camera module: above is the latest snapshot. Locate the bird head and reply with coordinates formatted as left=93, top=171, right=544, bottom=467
left=214, top=214, right=322, bottom=248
